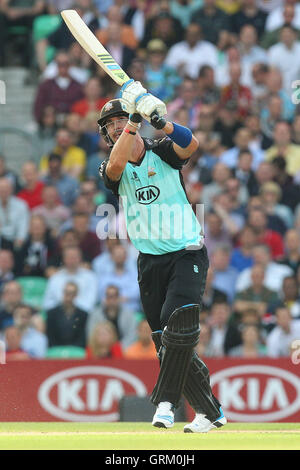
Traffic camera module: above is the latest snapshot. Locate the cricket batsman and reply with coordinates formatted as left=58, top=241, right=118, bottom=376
left=98, top=79, right=226, bottom=432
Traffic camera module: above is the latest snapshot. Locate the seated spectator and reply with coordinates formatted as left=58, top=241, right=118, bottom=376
left=230, top=0, right=267, bottom=39
left=46, top=281, right=88, bottom=348
left=266, top=121, right=300, bottom=176
left=92, top=238, right=136, bottom=278
left=167, top=77, right=202, bottom=130
left=13, top=304, right=47, bottom=358
left=277, top=275, right=300, bottom=319
left=278, top=229, right=300, bottom=274
left=233, top=149, right=258, bottom=197
left=97, top=244, right=140, bottom=312
left=87, top=285, right=138, bottom=350
left=212, top=191, right=245, bottom=236
left=42, top=153, right=80, bottom=207
left=40, top=128, right=87, bottom=180
left=197, top=65, right=221, bottom=109
left=210, top=244, right=239, bottom=303
left=260, top=67, right=296, bottom=123
left=271, top=156, right=300, bottom=211
left=220, top=62, right=252, bottom=120
left=14, top=214, right=56, bottom=277
left=34, top=51, right=84, bottom=123
left=144, top=39, right=182, bottom=103
left=228, top=324, right=266, bottom=357
left=259, top=181, right=294, bottom=229
left=204, top=211, right=232, bottom=258
left=48, top=228, right=80, bottom=270
left=64, top=112, right=99, bottom=157
left=0, top=249, right=15, bottom=292
left=124, top=319, right=157, bottom=359
left=72, top=212, right=101, bottom=263
left=247, top=207, right=284, bottom=258
left=0, top=154, right=20, bottom=192
left=32, top=185, right=71, bottom=237
left=208, top=301, right=240, bottom=355
left=266, top=306, right=300, bottom=357
left=0, top=281, right=22, bottom=333
left=201, top=162, right=232, bottom=211
left=194, top=323, right=215, bottom=357
left=165, top=22, right=218, bottom=81
left=96, top=4, right=138, bottom=49
left=238, top=24, right=268, bottom=88
left=43, top=246, right=98, bottom=312
left=236, top=244, right=293, bottom=292
left=17, top=161, right=45, bottom=210
left=202, top=267, right=228, bottom=310
left=230, top=225, right=256, bottom=272
left=220, top=127, right=264, bottom=171
left=193, top=0, right=230, bottom=45
left=0, top=178, right=29, bottom=250
left=34, top=106, right=58, bottom=159
left=213, top=99, right=243, bottom=149
left=86, top=321, right=123, bottom=359
left=234, top=264, right=279, bottom=317
left=265, top=0, right=300, bottom=32
left=71, top=76, right=109, bottom=117
left=4, top=326, right=30, bottom=361
left=292, top=114, right=300, bottom=145
left=260, top=93, right=284, bottom=147
left=140, top=5, right=184, bottom=50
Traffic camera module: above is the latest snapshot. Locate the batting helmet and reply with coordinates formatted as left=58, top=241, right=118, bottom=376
left=98, top=99, right=129, bottom=147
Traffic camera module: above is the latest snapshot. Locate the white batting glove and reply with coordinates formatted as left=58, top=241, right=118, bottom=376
left=135, top=93, right=167, bottom=122
left=120, top=79, right=147, bottom=114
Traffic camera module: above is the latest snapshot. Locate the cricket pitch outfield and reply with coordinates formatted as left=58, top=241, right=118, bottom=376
left=0, top=422, right=299, bottom=450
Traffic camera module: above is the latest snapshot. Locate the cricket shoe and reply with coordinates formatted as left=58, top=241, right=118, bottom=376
left=184, top=407, right=227, bottom=433
left=152, top=401, right=175, bottom=428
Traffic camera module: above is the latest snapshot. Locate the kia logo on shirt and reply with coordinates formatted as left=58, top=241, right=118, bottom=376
left=135, top=185, right=160, bottom=205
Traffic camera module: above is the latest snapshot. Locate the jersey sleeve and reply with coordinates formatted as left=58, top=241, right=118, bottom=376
left=152, top=137, right=189, bottom=170
left=99, top=159, right=121, bottom=196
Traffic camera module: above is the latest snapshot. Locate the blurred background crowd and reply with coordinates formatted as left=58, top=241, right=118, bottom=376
left=0, top=0, right=300, bottom=361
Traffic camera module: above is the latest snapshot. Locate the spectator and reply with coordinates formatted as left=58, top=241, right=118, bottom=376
left=265, top=121, right=300, bottom=176
left=261, top=3, right=299, bottom=48
left=15, top=214, right=55, bottom=277
left=211, top=244, right=239, bottom=303
left=266, top=306, right=300, bottom=356
left=34, top=106, right=58, bottom=159
left=265, top=0, right=300, bottom=32
left=72, top=212, right=101, bottom=263
left=213, top=100, right=243, bottom=148
left=165, top=23, right=218, bottom=80
left=71, top=76, right=109, bottom=117
left=43, top=246, right=98, bottom=312
left=32, top=185, right=71, bottom=236
left=141, top=5, right=184, bottom=50
left=0, top=154, right=20, bottom=192
left=17, top=161, right=45, bottom=210
left=0, top=177, right=29, bottom=249
left=46, top=281, right=88, bottom=348
left=197, top=68, right=221, bottom=108
left=13, top=303, right=47, bottom=358
left=234, top=264, right=279, bottom=317
left=4, top=326, right=30, bottom=361
left=193, top=0, right=230, bottom=45
left=230, top=0, right=267, bottom=38
left=212, top=190, right=245, bottom=236
left=202, top=267, right=228, bottom=310
left=220, top=127, right=264, bottom=171
left=201, top=162, right=232, bottom=211
left=167, top=77, right=202, bottom=130
left=236, top=244, right=293, bottom=292
left=87, top=285, right=138, bottom=350
left=238, top=24, right=268, bottom=87
left=278, top=229, right=300, bottom=274
left=124, top=318, right=157, bottom=359
left=144, top=39, right=182, bottom=103
left=271, top=157, right=300, bottom=211
left=86, top=320, right=123, bottom=359
left=259, top=181, right=294, bottom=229
left=0, top=250, right=14, bottom=291
left=220, top=62, right=252, bottom=120
left=278, top=275, right=300, bottom=319
left=34, top=51, right=84, bottom=123
left=208, top=301, right=240, bottom=355
left=268, top=24, right=300, bottom=93
left=247, top=207, right=284, bottom=258
left=260, top=93, right=284, bottom=147
left=97, top=244, right=140, bottom=312
left=48, top=228, right=80, bottom=270
left=0, top=281, right=22, bottom=333
left=92, top=238, right=136, bottom=278
left=40, top=128, right=86, bottom=180
left=194, top=323, right=215, bottom=357
left=42, top=153, right=80, bottom=207
left=228, top=324, right=266, bottom=357
left=64, top=112, right=99, bottom=157
left=96, top=4, right=138, bottom=50
left=230, top=225, right=256, bottom=272
left=204, top=211, right=232, bottom=258
left=233, top=149, right=258, bottom=196
left=261, top=67, right=295, bottom=123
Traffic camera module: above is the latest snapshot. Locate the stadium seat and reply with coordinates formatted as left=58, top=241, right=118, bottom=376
left=119, top=396, right=186, bottom=422
left=46, top=346, right=86, bottom=359
left=16, top=276, right=47, bottom=309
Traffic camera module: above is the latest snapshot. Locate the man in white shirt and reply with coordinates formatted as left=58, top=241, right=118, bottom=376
left=268, top=24, right=300, bottom=93
left=165, top=22, right=218, bottom=79
left=43, top=246, right=98, bottom=312
left=265, top=0, right=300, bottom=31
left=266, top=306, right=300, bottom=356
left=236, top=244, right=293, bottom=292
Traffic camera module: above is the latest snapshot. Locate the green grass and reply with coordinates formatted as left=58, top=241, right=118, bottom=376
left=0, top=422, right=299, bottom=450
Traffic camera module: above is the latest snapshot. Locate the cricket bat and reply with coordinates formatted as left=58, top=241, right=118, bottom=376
left=61, top=9, right=130, bottom=86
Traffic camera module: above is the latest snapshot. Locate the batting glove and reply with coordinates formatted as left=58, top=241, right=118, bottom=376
left=120, top=79, right=147, bottom=114
left=135, top=93, right=167, bottom=122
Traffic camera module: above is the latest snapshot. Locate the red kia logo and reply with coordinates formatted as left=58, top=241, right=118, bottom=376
left=38, top=366, right=147, bottom=421
left=211, top=365, right=300, bottom=422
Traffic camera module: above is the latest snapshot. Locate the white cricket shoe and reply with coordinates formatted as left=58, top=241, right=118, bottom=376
left=152, top=401, right=175, bottom=428
left=184, top=407, right=227, bottom=433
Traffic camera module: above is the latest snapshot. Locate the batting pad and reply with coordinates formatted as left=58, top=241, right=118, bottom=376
left=151, top=304, right=200, bottom=408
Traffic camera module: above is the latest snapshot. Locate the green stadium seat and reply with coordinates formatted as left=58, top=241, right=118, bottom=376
left=46, top=346, right=86, bottom=359
left=16, top=276, right=47, bottom=309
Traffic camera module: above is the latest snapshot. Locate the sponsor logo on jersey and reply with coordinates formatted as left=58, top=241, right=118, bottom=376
left=135, top=185, right=160, bottom=204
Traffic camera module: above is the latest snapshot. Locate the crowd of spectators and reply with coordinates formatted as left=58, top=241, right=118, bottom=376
left=1, top=0, right=300, bottom=361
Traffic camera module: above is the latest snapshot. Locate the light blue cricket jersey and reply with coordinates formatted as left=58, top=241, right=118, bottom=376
left=101, top=137, right=203, bottom=255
